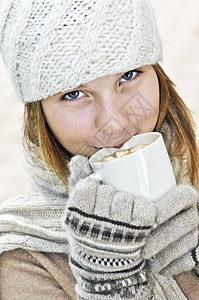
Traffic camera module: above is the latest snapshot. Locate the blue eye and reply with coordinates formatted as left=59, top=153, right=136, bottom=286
left=120, top=70, right=138, bottom=83
left=62, top=90, right=85, bottom=101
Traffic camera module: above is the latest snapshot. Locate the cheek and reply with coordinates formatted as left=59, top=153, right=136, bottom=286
left=44, top=106, right=93, bottom=146
left=144, top=72, right=160, bottom=116
left=129, top=91, right=159, bottom=122
left=132, top=76, right=159, bottom=130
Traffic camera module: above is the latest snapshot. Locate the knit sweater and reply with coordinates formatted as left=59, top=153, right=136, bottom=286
left=0, top=123, right=198, bottom=299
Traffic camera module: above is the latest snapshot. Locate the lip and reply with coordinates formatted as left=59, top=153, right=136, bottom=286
left=91, top=132, right=140, bottom=151
left=112, top=143, right=125, bottom=148
left=92, top=140, right=127, bottom=150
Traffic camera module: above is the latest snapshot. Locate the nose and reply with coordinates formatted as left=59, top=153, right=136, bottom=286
left=94, top=92, right=129, bottom=135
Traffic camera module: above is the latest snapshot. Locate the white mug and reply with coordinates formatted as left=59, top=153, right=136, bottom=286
left=89, top=132, right=176, bottom=201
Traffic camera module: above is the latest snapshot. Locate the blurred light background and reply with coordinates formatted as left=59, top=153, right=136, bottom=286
left=0, top=0, right=199, bottom=203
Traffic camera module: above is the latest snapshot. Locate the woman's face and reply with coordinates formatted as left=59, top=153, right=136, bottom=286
left=41, top=65, right=160, bottom=157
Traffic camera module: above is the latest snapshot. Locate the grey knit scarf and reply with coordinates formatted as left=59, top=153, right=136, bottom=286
left=0, top=148, right=69, bottom=254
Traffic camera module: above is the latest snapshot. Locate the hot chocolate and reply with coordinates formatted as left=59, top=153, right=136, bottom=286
left=100, top=144, right=148, bottom=162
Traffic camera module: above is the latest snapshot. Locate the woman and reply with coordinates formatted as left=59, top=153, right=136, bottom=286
left=0, top=0, right=199, bottom=299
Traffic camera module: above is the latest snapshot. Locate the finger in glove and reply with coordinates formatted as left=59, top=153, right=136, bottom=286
left=143, top=206, right=198, bottom=259
left=68, top=155, right=93, bottom=189
left=155, top=185, right=198, bottom=225
left=161, top=251, right=196, bottom=277
left=146, top=229, right=198, bottom=275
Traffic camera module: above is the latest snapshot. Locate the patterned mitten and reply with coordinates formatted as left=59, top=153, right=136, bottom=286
left=142, top=185, right=199, bottom=276
left=65, top=155, right=156, bottom=300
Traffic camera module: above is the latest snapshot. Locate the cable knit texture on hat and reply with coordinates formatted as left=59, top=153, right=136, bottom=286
left=0, top=0, right=162, bottom=103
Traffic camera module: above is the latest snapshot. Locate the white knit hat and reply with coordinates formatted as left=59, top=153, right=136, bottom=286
left=0, top=0, right=162, bottom=103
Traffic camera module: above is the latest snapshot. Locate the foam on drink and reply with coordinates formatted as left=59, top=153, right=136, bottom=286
left=100, top=144, right=148, bottom=162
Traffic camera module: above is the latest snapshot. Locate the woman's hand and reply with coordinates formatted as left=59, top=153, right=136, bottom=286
left=65, top=155, right=199, bottom=299
left=65, top=155, right=156, bottom=299
left=142, top=185, right=199, bottom=276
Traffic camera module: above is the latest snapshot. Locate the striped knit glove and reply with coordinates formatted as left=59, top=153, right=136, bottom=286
left=65, top=155, right=156, bottom=300
left=142, top=185, right=199, bottom=277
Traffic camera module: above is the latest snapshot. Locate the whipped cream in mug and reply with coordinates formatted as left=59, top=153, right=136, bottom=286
left=100, top=144, right=149, bottom=162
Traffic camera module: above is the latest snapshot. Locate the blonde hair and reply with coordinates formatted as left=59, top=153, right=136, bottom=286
left=23, top=101, right=72, bottom=192
left=23, top=63, right=199, bottom=191
left=153, top=64, right=199, bottom=188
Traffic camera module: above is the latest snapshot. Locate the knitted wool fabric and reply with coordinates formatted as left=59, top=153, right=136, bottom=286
left=0, top=0, right=162, bottom=103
